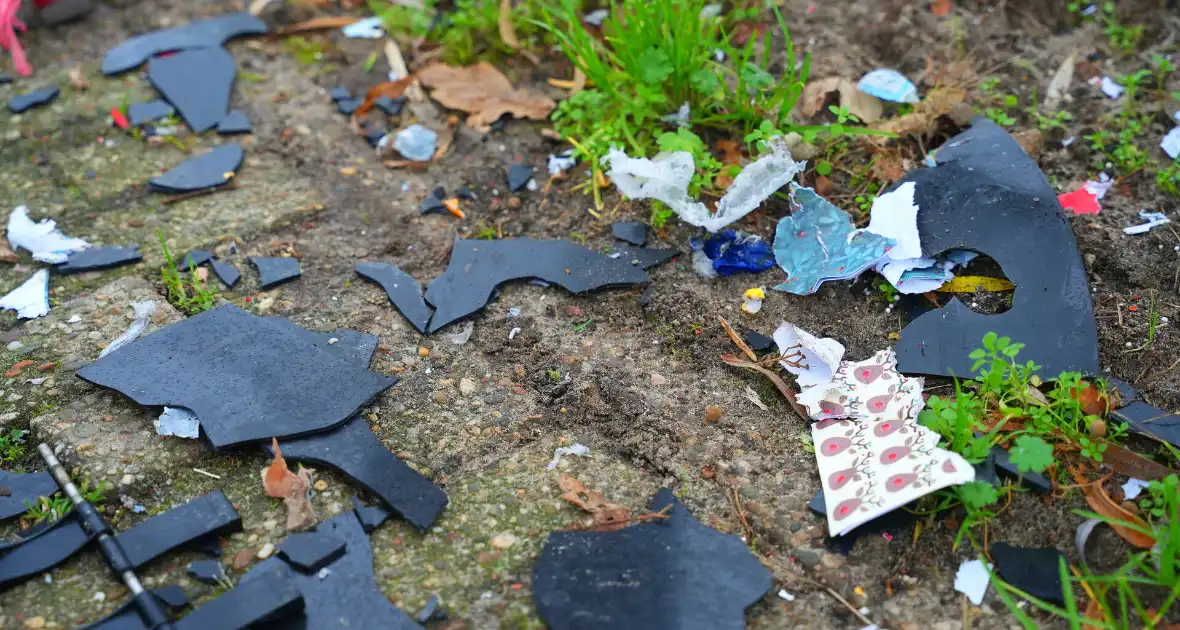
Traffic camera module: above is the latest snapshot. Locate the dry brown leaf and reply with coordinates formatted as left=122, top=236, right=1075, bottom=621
left=716, top=140, right=742, bottom=166
left=1103, top=443, right=1177, bottom=481
left=275, top=16, right=362, bottom=35
left=815, top=174, right=833, bottom=197
left=1081, top=481, right=1155, bottom=549
left=416, top=61, right=555, bottom=131
left=800, top=76, right=883, bottom=124
left=1071, top=382, right=1110, bottom=417
left=262, top=437, right=298, bottom=497
left=498, top=0, right=519, bottom=49
left=1082, top=598, right=1106, bottom=630
left=67, top=68, right=88, bottom=90
left=931, top=0, right=952, bottom=16
left=557, top=474, right=651, bottom=532
left=869, top=151, right=907, bottom=182
left=433, top=126, right=455, bottom=160
left=261, top=438, right=317, bottom=530
left=353, top=74, right=416, bottom=119
left=874, top=86, right=968, bottom=139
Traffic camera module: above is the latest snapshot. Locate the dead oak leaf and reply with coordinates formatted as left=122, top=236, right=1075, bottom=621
left=261, top=438, right=317, bottom=531
left=800, top=76, right=883, bottom=124
left=416, top=61, right=555, bottom=132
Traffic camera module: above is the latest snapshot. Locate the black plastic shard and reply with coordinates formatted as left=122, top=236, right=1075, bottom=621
left=0, top=470, right=56, bottom=521
left=329, top=87, right=352, bottom=101
left=180, top=250, right=215, bottom=269
left=351, top=496, right=392, bottom=534
left=212, top=260, right=241, bottom=288
left=175, top=566, right=304, bottom=630
left=271, top=416, right=448, bottom=532
left=742, top=329, right=775, bottom=355
left=990, top=542, right=1066, bottom=605
left=56, top=246, right=142, bottom=274
left=507, top=164, right=534, bottom=192
left=0, top=75, right=11, bottom=84
left=102, top=13, right=268, bottom=76
left=278, top=532, right=347, bottom=573
left=610, top=244, right=678, bottom=270
left=8, top=87, right=59, bottom=113
left=251, top=256, right=302, bottom=289
left=128, top=100, right=175, bottom=126
left=188, top=559, right=227, bottom=584
left=355, top=262, right=433, bottom=333
left=337, top=98, right=361, bottom=115
left=534, top=489, right=771, bottom=630
left=0, top=510, right=92, bottom=588
left=424, top=238, right=648, bottom=333
left=893, top=118, right=1099, bottom=378
left=80, top=586, right=190, bottom=630
left=611, top=221, right=648, bottom=246
left=218, top=110, right=252, bottom=135
left=1111, top=401, right=1180, bottom=447
left=147, top=47, right=236, bottom=133
left=375, top=95, right=406, bottom=116
left=243, top=511, right=424, bottom=630
left=76, top=305, right=398, bottom=449
left=418, top=194, right=445, bottom=215
left=150, top=144, right=244, bottom=194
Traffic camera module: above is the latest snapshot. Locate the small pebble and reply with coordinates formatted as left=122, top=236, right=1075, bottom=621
left=24, top=616, right=45, bottom=629
left=418, top=346, right=430, bottom=357
left=313, top=479, right=328, bottom=492
left=490, top=532, right=517, bottom=549
left=257, top=543, right=276, bottom=560
left=650, top=373, right=667, bottom=386
left=6, top=341, right=21, bottom=351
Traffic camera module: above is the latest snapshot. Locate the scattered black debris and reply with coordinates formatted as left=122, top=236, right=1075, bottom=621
left=173, top=567, right=304, bottom=630
left=102, top=12, right=268, bottom=75
left=894, top=118, right=1099, bottom=378
left=147, top=47, right=236, bottom=133
left=743, top=329, right=775, bottom=355
left=0, top=490, right=241, bottom=588
left=76, top=305, right=397, bottom=449
left=355, top=262, right=433, bottom=334
left=415, top=594, right=445, bottom=624
left=274, top=416, right=448, bottom=532
left=362, top=123, right=386, bottom=148
left=423, top=238, right=648, bottom=333
left=150, top=143, right=244, bottom=194
left=212, top=260, right=241, bottom=288
left=8, top=87, right=60, bottom=114
left=506, top=163, right=534, bottom=192
left=375, top=95, right=406, bottom=116
left=278, top=532, right=348, bottom=573
left=55, top=246, right=143, bottom=274
left=456, top=185, right=476, bottom=200
left=79, top=586, right=190, bottom=630
left=807, top=489, right=919, bottom=556
left=1111, top=401, right=1180, bottom=448
left=611, top=221, right=648, bottom=246
left=418, top=194, right=446, bottom=215
left=181, top=250, right=215, bottom=269
left=351, top=496, right=392, bottom=534
left=218, top=110, right=252, bottom=135
left=127, top=99, right=175, bottom=126
left=0, top=470, right=56, bottom=521
left=188, top=559, right=228, bottom=585
left=337, top=98, right=362, bottom=116
left=609, top=244, right=678, bottom=270
left=990, top=542, right=1066, bottom=605
left=241, top=511, right=423, bottom=629
left=251, top=256, right=302, bottom=289
left=329, top=87, right=352, bottom=101
left=0, top=75, right=11, bottom=84
left=534, top=488, right=770, bottom=630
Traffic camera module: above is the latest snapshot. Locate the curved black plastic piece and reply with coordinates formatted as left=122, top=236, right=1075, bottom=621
left=507, top=164, right=534, bottom=192
left=355, top=262, right=432, bottom=333
left=0, top=470, right=56, bottom=522
left=251, top=257, right=301, bottom=290
left=150, top=144, right=244, bottom=194
left=211, top=260, right=241, bottom=288
left=128, top=100, right=174, bottom=127
left=76, top=305, right=397, bottom=449
left=147, top=47, right=236, bottom=133
left=271, top=417, right=447, bottom=532
left=79, top=586, right=190, bottom=630
left=8, top=87, right=59, bottom=113
left=0, top=510, right=92, bottom=588
left=176, top=567, right=304, bottom=630
left=350, top=496, right=392, bottom=534
left=894, top=118, right=1099, bottom=378
left=278, top=532, right=347, bottom=573
left=610, top=245, right=678, bottom=270
left=217, top=110, right=252, bottom=136
left=102, top=13, right=267, bottom=76
left=113, top=490, right=242, bottom=570
left=533, top=489, right=771, bottom=630
left=180, top=250, right=215, bottom=270
left=424, top=238, right=648, bottom=332
left=611, top=221, right=648, bottom=246
left=244, top=511, right=423, bottom=630
left=990, top=542, right=1065, bottom=606
left=1111, top=401, right=1180, bottom=447
left=56, top=246, right=142, bottom=275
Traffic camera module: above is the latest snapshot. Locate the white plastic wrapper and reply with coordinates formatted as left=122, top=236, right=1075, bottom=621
left=0, top=269, right=50, bottom=319
left=546, top=443, right=590, bottom=470
left=1162, top=127, right=1180, bottom=160
left=954, top=559, right=991, bottom=605
left=1124, top=210, right=1170, bottom=235
left=99, top=300, right=156, bottom=358
left=155, top=406, right=200, bottom=439
left=341, top=16, right=384, bottom=39
left=603, top=137, right=805, bottom=233
left=7, top=205, right=90, bottom=264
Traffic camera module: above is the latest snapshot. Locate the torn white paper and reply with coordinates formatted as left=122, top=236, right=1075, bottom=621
left=155, top=406, right=200, bottom=439
left=99, top=300, right=156, bottom=358
left=1084, top=173, right=1113, bottom=199
left=1097, top=76, right=1124, bottom=99
left=866, top=182, right=921, bottom=261
left=1162, top=127, right=1180, bottom=160
left=744, top=385, right=768, bottom=411
left=7, top=206, right=90, bottom=264
left=773, top=322, right=844, bottom=389
left=546, top=443, right=590, bottom=470
left=1121, top=477, right=1151, bottom=500
left=0, top=269, right=49, bottom=319
left=1124, top=210, right=1170, bottom=235
left=547, top=151, right=577, bottom=177
left=662, top=102, right=690, bottom=128
left=954, top=559, right=991, bottom=605
left=341, top=16, right=385, bottom=38
left=603, top=137, right=804, bottom=233
left=691, top=249, right=719, bottom=279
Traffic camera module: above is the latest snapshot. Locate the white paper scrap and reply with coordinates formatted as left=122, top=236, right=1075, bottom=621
left=1121, top=477, right=1151, bottom=500
left=866, top=182, right=922, bottom=261
left=1124, top=210, right=1170, bottom=235
left=954, top=559, right=992, bottom=605
left=1098, top=76, right=1124, bottom=99
left=547, top=443, right=590, bottom=470
left=7, top=206, right=89, bottom=264
left=341, top=16, right=384, bottom=39
left=155, top=406, right=200, bottom=439
left=1162, top=127, right=1180, bottom=160
left=773, top=322, right=844, bottom=389
left=99, top=301, right=156, bottom=358
left=0, top=269, right=50, bottom=319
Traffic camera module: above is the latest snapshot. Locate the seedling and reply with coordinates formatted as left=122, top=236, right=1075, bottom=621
left=25, top=478, right=107, bottom=524
left=158, top=232, right=217, bottom=316
left=0, top=428, right=27, bottom=467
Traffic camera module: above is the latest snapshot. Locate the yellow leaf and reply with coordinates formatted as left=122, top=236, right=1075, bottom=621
left=935, top=275, right=1015, bottom=293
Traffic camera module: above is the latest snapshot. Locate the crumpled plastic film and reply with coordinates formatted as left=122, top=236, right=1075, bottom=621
left=99, top=300, right=157, bottom=358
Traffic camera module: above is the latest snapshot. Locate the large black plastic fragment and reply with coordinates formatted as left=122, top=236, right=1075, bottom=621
left=278, top=532, right=347, bottom=573
left=244, top=511, right=424, bottom=630
left=355, top=262, right=433, bottom=333
left=218, top=110, right=252, bottom=135
left=0, top=510, right=93, bottom=588
left=272, top=416, right=448, bottom=532
left=251, top=256, right=302, bottom=289
left=113, top=490, right=242, bottom=569
left=610, top=244, right=678, bottom=270
left=127, top=100, right=175, bottom=126
left=533, top=489, right=771, bottom=630
left=8, top=87, right=59, bottom=113
left=0, top=470, right=56, bottom=521
left=102, top=13, right=267, bottom=75
left=147, top=47, right=236, bottom=133
left=1111, top=401, right=1180, bottom=447
left=80, top=586, right=190, bottom=630
left=990, top=542, right=1066, bottom=605
left=211, top=260, right=241, bottom=288
left=506, top=164, right=533, bottom=192
left=56, top=246, right=142, bottom=274
left=175, top=566, right=304, bottom=630
left=423, top=238, right=648, bottom=332
left=188, top=559, right=227, bottom=585
left=76, top=305, right=397, bottom=449
left=180, top=250, right=215, bottom=269
left=893, top=118, right=1099, bottom=378
left=150, top=144, right=244, bottom=194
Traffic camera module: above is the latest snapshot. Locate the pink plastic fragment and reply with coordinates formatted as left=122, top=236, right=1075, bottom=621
left=0, top=0, right=31, bottom=77
left=1057, top=188, right=1101, bottom=215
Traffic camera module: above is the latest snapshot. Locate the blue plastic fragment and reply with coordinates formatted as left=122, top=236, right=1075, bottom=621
left=698, top=231, right=775, bottom=276
left=772, top=186, right=893, bottom=295
left=856, top=69, right=919, bottom=104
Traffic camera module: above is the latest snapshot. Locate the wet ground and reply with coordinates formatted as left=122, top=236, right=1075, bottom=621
left=0, top=0, right=1178, bottom=628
